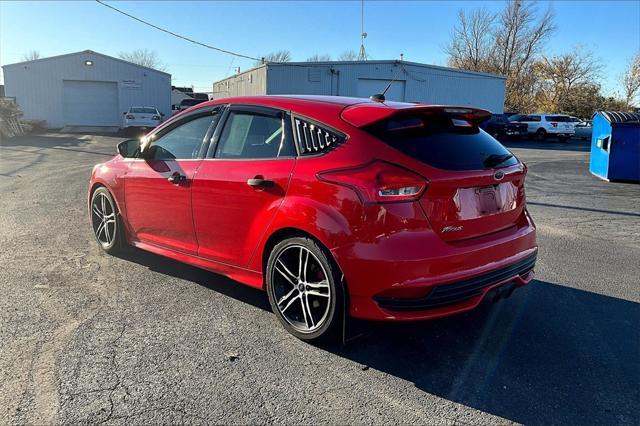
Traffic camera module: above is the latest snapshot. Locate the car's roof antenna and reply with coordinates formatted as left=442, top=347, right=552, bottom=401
left=370, top=62, right=399, bottom=103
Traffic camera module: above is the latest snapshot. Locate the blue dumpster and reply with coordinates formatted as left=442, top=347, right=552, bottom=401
left=589, top=111, right=640, bottom=182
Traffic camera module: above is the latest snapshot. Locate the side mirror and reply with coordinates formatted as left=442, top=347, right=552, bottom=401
left=117, top=139, right=142, bottom=158
left=161, top=113, right=165, bottom=117
left=123, top=112, right=127, bottom=115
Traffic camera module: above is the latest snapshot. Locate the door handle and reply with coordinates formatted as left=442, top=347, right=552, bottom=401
left=168, top=172, right=187, bottom=184
left=247, top=177, right=275, bottom=188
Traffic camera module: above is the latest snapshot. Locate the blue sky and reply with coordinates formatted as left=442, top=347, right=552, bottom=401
left=1, top=1, right=638, bottom=95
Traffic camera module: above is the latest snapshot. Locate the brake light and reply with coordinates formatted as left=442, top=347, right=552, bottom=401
left=317, top=160, right=428, bottom=203
left=152, top=115, right=160, bottom=120
left=551, top=122, right=558, bottom=127
left=126, top=114, right=135, bottom=119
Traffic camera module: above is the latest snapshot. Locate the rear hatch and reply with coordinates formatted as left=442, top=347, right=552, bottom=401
left=547, top=115, right=574, bottom=133
left=130, top=108, right=159, bottom=124
left=345, top=105, right=527, bottom=242
left=505, top=121, right=527, bottom=134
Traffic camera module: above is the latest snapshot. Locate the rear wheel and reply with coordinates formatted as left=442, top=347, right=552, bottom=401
left=266, top=237, right=343, bottom=342
left=535, top=128, right=547, bottom=141
left=90, top=187, right=124, bottom=254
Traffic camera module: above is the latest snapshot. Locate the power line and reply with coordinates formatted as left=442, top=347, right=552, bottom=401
left=95, top=0, right=261, bottom=62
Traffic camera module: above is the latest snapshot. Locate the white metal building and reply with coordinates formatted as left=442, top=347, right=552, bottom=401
left=2, top=50, right=171, bottom=129
left=212, top=60, right=506, bottom=112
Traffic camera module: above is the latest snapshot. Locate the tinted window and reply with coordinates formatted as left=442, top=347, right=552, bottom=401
left=215, top=112, right=294, bottom=159
left=527, top=115, right=541, bottom=122
left=147, top=115, right=214, bottom=160
left=180, top=99, right=205, bottom=107
left=547, top=115, right=570, bottom=122
left=131, top=107, right=157, bottom=114
left=491, top=114, right=508, bottom=123
left=508, top=114, right=522, bottom=122
left=367, top=115, right=518, bottom=171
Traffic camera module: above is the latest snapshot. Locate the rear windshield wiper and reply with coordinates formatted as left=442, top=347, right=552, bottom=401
left=483, top=153, right=513, bottom=168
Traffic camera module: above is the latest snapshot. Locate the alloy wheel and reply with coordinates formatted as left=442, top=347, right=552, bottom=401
left=91, top=192, right=116, bottom=247
left=271, top=245, right=332, bottom=333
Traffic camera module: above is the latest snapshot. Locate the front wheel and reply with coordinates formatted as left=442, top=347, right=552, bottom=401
left=535, top=129, right=547, bottom=141
left=90, top=187, right=124, bottom=254
left=266, top=237, right=343, bottom=342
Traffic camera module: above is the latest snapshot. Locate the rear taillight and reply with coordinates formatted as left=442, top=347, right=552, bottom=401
left=126, top=114, right=135, bottom=119
left=551, top=122, right=558, bottom=127
left=152, top=115, right=160, bottom=120
left=317, top=160, right=428, bottom=203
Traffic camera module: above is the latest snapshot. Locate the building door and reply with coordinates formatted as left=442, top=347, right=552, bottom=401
left=62, top=80, right=119, bottom=126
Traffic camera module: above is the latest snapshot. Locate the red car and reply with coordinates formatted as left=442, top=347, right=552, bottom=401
left=88, top=95, right=537, bottom=342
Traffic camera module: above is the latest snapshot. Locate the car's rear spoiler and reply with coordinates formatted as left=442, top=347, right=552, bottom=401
left=340, top=103, right=492, bottom=128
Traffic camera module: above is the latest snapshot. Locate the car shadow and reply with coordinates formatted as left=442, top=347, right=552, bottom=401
left=503, top=139, right=590, bottom=152
left=115, top=247, right=271, bottom=312
left=333, top=280, right=639, bottom=425
left=0, top=134, right=116, bottom=157
left=114, top=246, right=639, bottom=425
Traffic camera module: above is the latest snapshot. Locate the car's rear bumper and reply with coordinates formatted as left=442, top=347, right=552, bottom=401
left=331, top=211, right=537, bottom=321
left=123, top=121, right=161, bottom=129
left=546, top=130, right=574, bottom=136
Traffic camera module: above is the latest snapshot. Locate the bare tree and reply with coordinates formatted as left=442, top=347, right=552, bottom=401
left=254, top=50, right=291, bottom=66
left=118, top=49, right=167, bottom=71
left=337, top=50, right=358, bottom=61
left=494, top=1, right=556, bottom=111
left=445, top=8, right=495, bottom=72
left=306, top=54, right=332, bottom=62
left=493, top=1, right=555, bottom=75
left=534, top=47, right=603, bottom=112
left=22, top=50, right=41, bottom=61
left=622, top=52, right=640, bottom=108
left=444, top=0, right=555, bottom=112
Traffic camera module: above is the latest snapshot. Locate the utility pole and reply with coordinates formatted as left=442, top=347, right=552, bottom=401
left=357, top=0, right=368, bottom=61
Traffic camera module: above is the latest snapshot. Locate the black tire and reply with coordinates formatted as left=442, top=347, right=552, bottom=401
left=535, top=128, right=547, bottom=141
left=266, top=237, right=344, bottom=342
left=90, top=187, right=125, bottom=254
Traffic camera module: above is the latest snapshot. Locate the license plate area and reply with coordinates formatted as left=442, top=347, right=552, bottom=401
left=454, top=183, right=519, bottom=220
left=476, top=186, right=499, bottom=215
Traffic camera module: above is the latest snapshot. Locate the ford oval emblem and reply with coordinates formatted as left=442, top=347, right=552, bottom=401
left=494, top=170, right=505, bottom=181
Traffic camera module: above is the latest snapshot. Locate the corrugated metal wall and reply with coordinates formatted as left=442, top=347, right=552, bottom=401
left=2, top=51, right=171, bottom=128
left=211, top=66, right=267, bottom=100
left=263, top=61, right=506, bottom=112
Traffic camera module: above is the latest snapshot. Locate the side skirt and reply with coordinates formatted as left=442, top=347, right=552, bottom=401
left=131, top=240, right=264, bottom=289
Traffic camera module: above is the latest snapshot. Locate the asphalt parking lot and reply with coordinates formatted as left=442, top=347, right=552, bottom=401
left=1, top=133, right=638, bottom=425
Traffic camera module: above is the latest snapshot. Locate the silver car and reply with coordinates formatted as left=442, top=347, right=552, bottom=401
left=574, top=121, right=592, bottom=140
left=122, top=106, right=164, bottom=133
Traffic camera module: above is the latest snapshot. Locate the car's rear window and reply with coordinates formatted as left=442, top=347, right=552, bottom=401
left=366, top=114, right=518, bottom=171
left=490, top=114, right=508, bottom=123
left=131, top=107, right=157, bottom=114
left=547, top=115, right=570, bottom=122
left=181, top=99, right=204, bottom=107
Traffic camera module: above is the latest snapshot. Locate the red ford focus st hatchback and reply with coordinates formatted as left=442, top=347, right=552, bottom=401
left=88, top=95, right=537, bottom=341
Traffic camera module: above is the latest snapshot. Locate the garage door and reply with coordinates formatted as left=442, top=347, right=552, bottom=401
left=356, top=79, right=406, bottom=102
left=63, top=80, right=119, bottom=126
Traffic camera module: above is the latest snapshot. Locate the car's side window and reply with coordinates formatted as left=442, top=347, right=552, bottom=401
left=147, top=115, right=215, bottom=160
left=529, top=115, right=541, bottom=122
left=215, top=111, right=295, bottom=159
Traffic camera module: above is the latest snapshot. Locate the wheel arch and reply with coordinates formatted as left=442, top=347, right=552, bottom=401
left=260, top=226, right=350, bottom=331
left=261, top=227, right=342, bottom=276
left=88, top=180, right=130, bottom=241
left=88, top=181, right=122, bottom=214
